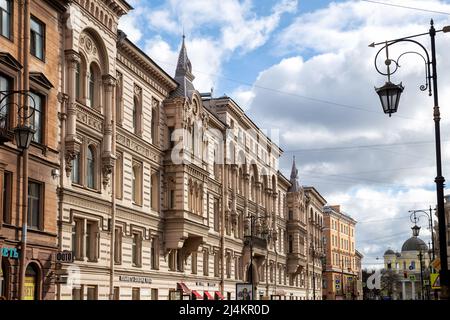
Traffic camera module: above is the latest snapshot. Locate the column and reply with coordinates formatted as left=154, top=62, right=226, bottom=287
left=411, top=280, right=415, bottom=300
left=101, top=75, right=116, bottom=187
left=64, top=50, right=82, bottom=176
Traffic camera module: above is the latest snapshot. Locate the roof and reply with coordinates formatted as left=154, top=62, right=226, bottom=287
left=384, top=249, right=395, bottom=255
left=401, top=236, right=428, bottom=252
left=170, top=35, right=196, bottom=99
left=288, top=156, right=300, bottom=192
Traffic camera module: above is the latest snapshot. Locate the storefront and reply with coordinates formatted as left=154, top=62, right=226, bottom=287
left=0, top=258, right=7, bottom=298
left=24, top=263, right=40, bottom=300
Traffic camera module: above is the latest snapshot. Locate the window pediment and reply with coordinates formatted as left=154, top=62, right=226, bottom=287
left=0, top=52, right=23, bottom=71
left=29, top=72, right=54, bottom=90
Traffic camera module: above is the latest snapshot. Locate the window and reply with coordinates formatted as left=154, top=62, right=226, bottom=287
left=71, top=153, right=80, bottom=184
left=0, top=74, right=12, bottom=130
left=115, top=72, right=123, bottom=125
left=30, top=16, right=45, bottom=60
left=132, top=232, right=142, bottom=267
left=115, top=153, right=123, bottom=199
left=86, top=286, right=97, bottom=300
left=72, top=219, right=83, bottom=260
left=133, top=97, right=139, bottom=135
left=28, top=181, right=42, bottom=230
left=72, top=287, right=83, bottom=300
left=132, top=163, right=142, bottom=205
left=0, top=0, right=12, bottom=39
left=113, top=287, right=120, bottom=300
left=168, top=250, right=176, bottom=271
left=177, top=249, right=184, bottom=272
left=86, top=220, right=98, bottom=261
left=151, top=288, right=158, bottom=300
left=28, top=91, right=43, bottom=144
left=169, top=189, right=175, bottom=209
left=213, top=198, right=219, bottom=232
left=150, top=171, right=159, bottom=211
left=87, top=146, right=95, bottom=189
left=2, top=171, right=12, bottom=224
left=288, top=235, right=293, bottom=253
left=168, top=127, right=174, bottom=149
left=151, top=106, right=157, bottom=144
left=226, top=254, right=231, bottom=279
left=191, top=252, right=197, bottom=274
left=214, top=253, right=220, bottom=277
left=75, top=62, right=81, bottom=100
left=203, top=250, right=209, bottom=276
left=88, top=65, right=95, bottom=108
left=114, top=227, right=122, bottom=264
left=132, top=288, right=140, bottom=300
left=150, top=236, right=159, bottom=270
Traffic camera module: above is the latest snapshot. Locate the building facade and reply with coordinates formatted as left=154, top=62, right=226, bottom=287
left=0, top=0, right=335, bottom=300
left=383, top=228, right=430, bottom=300
left=0, top=0, right=65, bottom=300
left=322, top=205, right=359, bottom=300
left=51, top=0, right=330, bottom=300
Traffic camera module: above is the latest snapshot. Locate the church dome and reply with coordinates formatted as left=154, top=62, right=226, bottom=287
left=384, top=249, right=395, bottom=255
left=401, top=236, right=428, bottom=252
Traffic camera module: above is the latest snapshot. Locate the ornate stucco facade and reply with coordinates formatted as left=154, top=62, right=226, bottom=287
left=1, top=0, right=335, bottom=300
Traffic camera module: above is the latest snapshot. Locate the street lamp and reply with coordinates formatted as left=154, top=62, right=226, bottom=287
left=245, top=213, right=272, bottom=300
left=0, top=89, right=36, bottom=300
left=409, top=207, right=435, bottom=260
left=370, top=20, right=450, bottom=300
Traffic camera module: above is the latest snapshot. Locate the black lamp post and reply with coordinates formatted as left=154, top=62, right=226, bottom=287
left=0, top=90, right=36, bottom=149
left=409, top=207, right=435, bottom=260
left=370, top=20, right=450, bottom=300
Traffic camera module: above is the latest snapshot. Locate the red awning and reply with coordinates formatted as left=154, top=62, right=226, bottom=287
left=177, top=282, right=191, bottom=294
left=192, top=290, right=203, bottom=299
left=204, top=291, right=214, bottom=300
left=215, top=291, right=224, bottom=300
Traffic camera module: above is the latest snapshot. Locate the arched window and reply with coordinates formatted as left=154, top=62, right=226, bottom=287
left=88, top=65, right=95, bottom=108
left=87, top=146, right=95, bottom=189
left=132, top=163, right=142, bottom=205
left=24, top=264, right=39, bottom=300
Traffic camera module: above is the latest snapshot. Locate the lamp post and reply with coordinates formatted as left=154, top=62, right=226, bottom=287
left=245, top=213, right=272, bottom=300
left=418, top=249, right=425, bottom=300
left=370, top=20, right=450, bottom=300
left=409, top=207, right=435, bottom=260
left=1, top=90, right=36, bottom=300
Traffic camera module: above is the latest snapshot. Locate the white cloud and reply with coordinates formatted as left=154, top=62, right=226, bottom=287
left=240, top=0, right=450, bottom=267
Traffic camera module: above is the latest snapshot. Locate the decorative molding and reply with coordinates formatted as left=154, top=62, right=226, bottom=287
left=75, top=103, right=104, bottom=132
left=65, top=138, right=82, bottom=177
left=102, top=153, right=116, bottom=188
left=116, top=131, right=160, bottom=163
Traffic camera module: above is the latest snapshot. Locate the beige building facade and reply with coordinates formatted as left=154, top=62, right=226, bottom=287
left=322, top=205, right=359, bottom=300
left=50, top=0, right=332, bottom=300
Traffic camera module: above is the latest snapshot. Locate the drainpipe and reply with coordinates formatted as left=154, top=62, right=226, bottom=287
left=220, top=136, right=227, bottom=296
left=18, top=0, right=30, bottom=300
left=109, top=80, right=117, bottom=300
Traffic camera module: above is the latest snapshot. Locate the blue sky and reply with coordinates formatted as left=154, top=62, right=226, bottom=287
left=120, top=0, right=450, bottom=268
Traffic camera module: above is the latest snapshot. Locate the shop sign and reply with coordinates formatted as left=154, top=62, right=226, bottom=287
left=1, top=247, right=19, bottom=259
left=119, top=275, right=152, bottom=284
left=55, top=251, right=73, bottom=263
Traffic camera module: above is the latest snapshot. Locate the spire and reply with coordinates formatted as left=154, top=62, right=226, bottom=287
left=171, top=34, right=196, bottom=98
left=175, top=34, right=194, bottom=82
left=288, top=156, right=300, bottom=192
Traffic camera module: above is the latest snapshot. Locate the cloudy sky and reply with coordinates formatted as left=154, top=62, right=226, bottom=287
left=119, top=0, right=450, bottom=269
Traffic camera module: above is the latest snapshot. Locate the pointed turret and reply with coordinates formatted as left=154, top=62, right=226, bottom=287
left=288, top=156, right=300, bottom=192
left=171, top=35, right=196, bottom=98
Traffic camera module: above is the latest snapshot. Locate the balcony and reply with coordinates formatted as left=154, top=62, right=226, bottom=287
left=164, top=209, right=209, bottom=250
left=244, top=235, right=268, bottom=250
left=287, top=252, right=307, bottom=274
